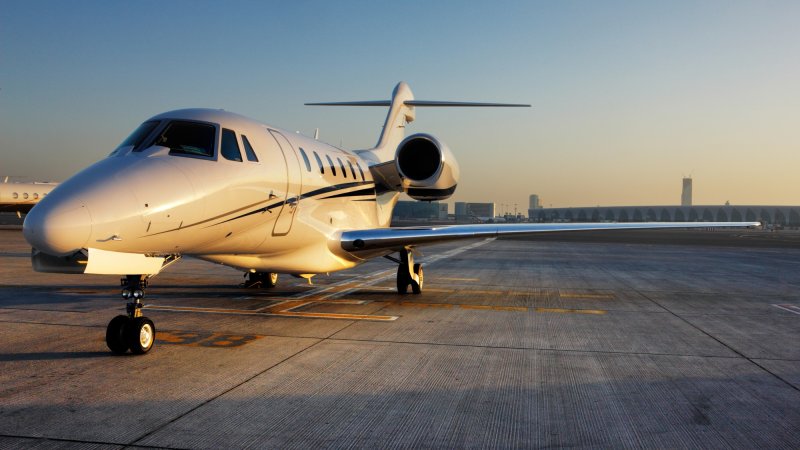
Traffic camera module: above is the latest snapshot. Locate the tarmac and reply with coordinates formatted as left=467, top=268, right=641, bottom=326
left=0, top=227, right=799, bottom=449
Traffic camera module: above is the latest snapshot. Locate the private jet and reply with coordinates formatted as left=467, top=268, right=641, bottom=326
left=0, top=177, right=58, bottom=217
left=22, top=82, right=758, bottom=355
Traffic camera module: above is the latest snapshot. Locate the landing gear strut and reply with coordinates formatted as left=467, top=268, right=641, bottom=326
left=106, top=275, right=155, bottom=355
left=243, top=272, right=279, bottom=288
left=396, top=247, right=423, bottom=295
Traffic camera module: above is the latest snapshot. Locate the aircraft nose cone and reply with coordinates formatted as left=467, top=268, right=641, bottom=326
left=23, top=203, right=92, bottom=256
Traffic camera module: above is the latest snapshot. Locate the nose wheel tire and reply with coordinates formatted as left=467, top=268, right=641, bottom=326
left=106, top=315, right=130, bottom=354
left=126, top=317, right=156, bottom=354
left=106, top=316, right=155, bottom=354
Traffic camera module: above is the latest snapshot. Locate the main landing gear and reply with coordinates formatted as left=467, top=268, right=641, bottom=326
left=106, top=275, right=155, bottom=355
left=243, top=271, right=279, bottom=288
left=395, top=247, right=423, bottom=295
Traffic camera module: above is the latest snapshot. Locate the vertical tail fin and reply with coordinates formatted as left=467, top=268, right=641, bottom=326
left=305, top=82, right=415, bottom=163
left=305, top=82, right=529, bottom=164
left=373, top=82, right=415, bottom=161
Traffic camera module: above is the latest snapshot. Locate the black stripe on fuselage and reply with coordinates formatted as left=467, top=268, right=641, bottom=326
left=142, top=181, right=375, bottom=237
left=215, top=181, right=375, bottom=225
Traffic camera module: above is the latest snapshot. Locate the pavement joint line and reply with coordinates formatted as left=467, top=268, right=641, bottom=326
left=635, top=289, right=800, bottom=394
left=324, top=337, right=761, bottom=360
left=591, top=260, right=800, bottom=394
left=0, top=434, right=170, bottom=450
left=127, top=336, right=330, bottom=447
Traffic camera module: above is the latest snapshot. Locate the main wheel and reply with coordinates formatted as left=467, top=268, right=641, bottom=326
left=263, top=272, right=278, bottom=288
left=411, top=263, right=424, bottom=294
left=106, top=315, right=130, bottom=354
left=397, top=264, right=411, bottom=294
left=126, top=317, right=156, bottom=354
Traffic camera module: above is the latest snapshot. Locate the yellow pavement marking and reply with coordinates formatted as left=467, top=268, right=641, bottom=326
left=157, top=330, right=262, bottom=348
left=275, top=311, right=397, bottom=321
left=422, top=288, right=531, bottom=296
left=400, top=302, right=453, bottom=309
left=386, top=301, right=602, bottom=315
left=535, top=307, right=607, bottom=315
left=559, top=293, right=615, bottom=299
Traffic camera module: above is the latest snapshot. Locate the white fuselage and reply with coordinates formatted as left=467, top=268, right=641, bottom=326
left=23, top=109, right=398, bottom=274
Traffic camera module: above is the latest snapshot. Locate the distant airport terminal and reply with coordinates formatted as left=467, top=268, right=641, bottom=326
left=392, top=201, right=800, bottom=227
left=392, top=177, right=799, bottom=227
left=529, top=204, right=800, bottom=226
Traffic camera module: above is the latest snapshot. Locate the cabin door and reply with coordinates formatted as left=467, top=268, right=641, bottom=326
left=267, top=129, right=302, bottom=236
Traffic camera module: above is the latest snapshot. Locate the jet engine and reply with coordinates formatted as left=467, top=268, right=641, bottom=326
left=395, top=133, right=459, bottom=201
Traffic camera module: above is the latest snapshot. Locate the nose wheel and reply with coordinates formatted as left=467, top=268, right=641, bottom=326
left=106, top=275, right=156, bottom=355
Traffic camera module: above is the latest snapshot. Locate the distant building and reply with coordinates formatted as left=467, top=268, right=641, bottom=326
left=528, top=194, right=542, bottom=220
left=529, top=194, right=541, bottom=210
left=681, top=177, right=692, bottom=207
left=392, top=201, right=446, bottom=221
left=455, top=202, right=495, bottom=223
left=530, top=205, right=799, bottom=226
left=438, top=203, right=449, bottom=220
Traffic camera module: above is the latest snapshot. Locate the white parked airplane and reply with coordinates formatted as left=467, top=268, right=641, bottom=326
left=0, top=177, right=58, bottom=217
left=22, top=82, right=758, bottom=355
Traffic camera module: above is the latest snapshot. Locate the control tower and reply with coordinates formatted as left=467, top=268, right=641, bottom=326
left=681, top=177, right=692, bottom=207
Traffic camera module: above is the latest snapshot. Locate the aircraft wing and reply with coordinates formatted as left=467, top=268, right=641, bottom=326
left=340, top=221, right=760, bottom=253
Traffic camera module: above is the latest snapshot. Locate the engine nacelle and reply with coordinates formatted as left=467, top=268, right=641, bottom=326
left=395, top=133, right=460, bottom=201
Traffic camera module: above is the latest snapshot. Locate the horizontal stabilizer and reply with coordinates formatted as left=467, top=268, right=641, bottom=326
left=405, top=100, right=530, bottom=107
left=305, top=101, right=392, bottom=106
left=305, top=100, right=530, bottom=107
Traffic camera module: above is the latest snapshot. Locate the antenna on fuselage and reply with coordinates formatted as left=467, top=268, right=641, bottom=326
left=314, top=128, right=319, bottom=140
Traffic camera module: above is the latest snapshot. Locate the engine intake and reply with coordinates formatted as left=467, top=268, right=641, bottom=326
left=395, top=133, right=460, bottom=201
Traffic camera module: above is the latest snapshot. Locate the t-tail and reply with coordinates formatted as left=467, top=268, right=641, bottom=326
left=306, top=82, right=529, bottom=226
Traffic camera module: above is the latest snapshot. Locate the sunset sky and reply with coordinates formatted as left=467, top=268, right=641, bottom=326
left=1, top=1, right=798, bottom=210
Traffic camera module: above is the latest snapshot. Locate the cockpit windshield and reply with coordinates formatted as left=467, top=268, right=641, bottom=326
left=150, top=121, right=216, bottom=158
left=119, top=120, right=160, bottom=151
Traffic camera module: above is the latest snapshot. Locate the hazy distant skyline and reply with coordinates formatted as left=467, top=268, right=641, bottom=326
left=1, top=1, right=798, bottom=209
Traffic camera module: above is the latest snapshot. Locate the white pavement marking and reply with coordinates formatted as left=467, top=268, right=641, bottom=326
left=773, top=304, right=800, bottom=315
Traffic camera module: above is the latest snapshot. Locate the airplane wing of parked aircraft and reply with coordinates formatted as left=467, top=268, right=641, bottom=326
left=21, top=82, right=759, bottom=355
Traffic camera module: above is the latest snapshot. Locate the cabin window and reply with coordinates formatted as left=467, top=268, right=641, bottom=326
left=221, top=129, right=243, bottom=162
left=313, top=151, right=324, bottom=174
left=12, top=193, right=18, bottom=199
left=123, top=120, right=161, bottom=152
left=325, top=155, right=336, bottom=176
left=337, top=157, right=347, bottom=178
left=347, top=161, right=357, bottom=180
left=241, top=135, right=259, bottom=162
left=153, top=121, right=216, bottom=158
left=23, top=193, right=28, bottom=199
left=356, top=162, right=366, bottom=181
left=33, top=193, right=39, bottom=200
left=299, top=148, right=312, bottom=172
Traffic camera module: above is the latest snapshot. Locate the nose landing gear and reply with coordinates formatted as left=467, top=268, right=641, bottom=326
left=106, top=275, right=156, bottom=355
